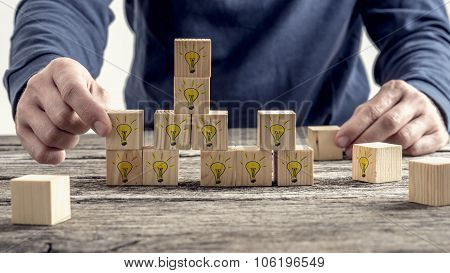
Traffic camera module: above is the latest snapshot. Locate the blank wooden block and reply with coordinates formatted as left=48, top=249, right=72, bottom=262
left=174, top=39, right=211, bottom=77
left=235, top=146, right=272, bottom=187
left=307, top=126, right=343, bottom=160
left=174, top=77, right=210, bottom=114
left=143, top=147, right=179, bottom=186
left=409, top=157, right=450, bottom=206
left=154, top=110, right=191, bottom=150
left=192, top=110, right=228, bottom=151
left=11, top=175, right=71, bottom=225
left=106, top=110, right=144, bottom=150
left=106, top=150, right=143, bottom=186
left=257, top=110, right=296, bottom=151
left=352, top=142, right=402, bottom=183
left=201, top=150, right=236, bottom=187
left=276, top=145, right=314, bottom=186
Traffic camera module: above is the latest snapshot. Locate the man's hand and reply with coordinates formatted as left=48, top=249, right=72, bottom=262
left=15, top=57, right=112, bottom=164
left=336, top=80, right=449, bottom=157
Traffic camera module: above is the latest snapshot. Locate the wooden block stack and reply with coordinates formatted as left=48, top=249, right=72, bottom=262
left=10, top=175, right=71, bottom=225
left=307, top=126, right=342, bottom=160
left=352, top=142, right=402, bottom=183
left=106, top=110, right=144, bottom=186
left=409, top=157, right=450, bottom=206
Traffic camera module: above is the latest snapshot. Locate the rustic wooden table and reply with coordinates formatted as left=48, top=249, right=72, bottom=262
left=0, top=128, right=449, bottom=253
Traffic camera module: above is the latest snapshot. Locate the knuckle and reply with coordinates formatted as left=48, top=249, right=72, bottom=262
left=397, top=127, right=413, bottom=145
left=383, top=80, right=407, bottom=91
left=49, top=57, right=72, bottom=70
left=53, top=108, right=74, bottom=128
left=61, top=81, right=80, bottom=102
left=381, top=112, right=401, bottom=130
left=42, top=126, right=60, bottom=145
left=31, top=145, right=49, bottom=164
left=361, top=104, right=383, bottom=122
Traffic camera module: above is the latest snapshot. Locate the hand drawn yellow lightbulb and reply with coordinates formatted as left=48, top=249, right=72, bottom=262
left=210, top=162, right=226, bottom=184
left=359, top=157, right=369, bottom=177
left=245, top=161, right=261, bottom=183
left=287, top=161, right=302, bottom=183
left=185, top=51, right=200, bottom=73
left=166, top=124, right=181, bottom=146
left=184, top=88, right=199, bottom=110
left=153, top=161, right=168, bottom=183
left=117, top=161, right=133, bottom=183
left=270, top=124, right=285, bottom=147
left=201, top=125, right=217, bottom=147
left=116, top=124, right=132, bottom=146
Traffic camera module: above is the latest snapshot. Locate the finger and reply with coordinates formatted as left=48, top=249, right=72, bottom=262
left=24, top=105, right=80, bottom=150
left=16, top=124, right=65, bottom=165
left=52, top=73, right=112, bottom=136
left=35, top=78, right=90, bottom=135
left=385, top=115, right=430, bottom=149
left=404, top=130, right=449, bottom=156
left=336, top=84, right=403, bottom=148
left=351, top=101, right=419, bottom=144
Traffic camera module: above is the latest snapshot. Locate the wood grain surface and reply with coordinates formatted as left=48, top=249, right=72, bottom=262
left=0, top=128, right=449, bottom=253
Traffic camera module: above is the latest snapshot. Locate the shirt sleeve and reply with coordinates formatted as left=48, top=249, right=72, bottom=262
left=359, top=0, right=450, bottom=132
left=3, top=0, right=114, bottom=118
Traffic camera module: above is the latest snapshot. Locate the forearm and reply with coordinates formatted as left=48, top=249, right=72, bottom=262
left=3, top=0, right=114, bottom=117
left=361, top=0, right=450, bottom=131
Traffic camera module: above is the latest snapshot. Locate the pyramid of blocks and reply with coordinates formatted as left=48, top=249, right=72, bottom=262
left=104, top=38, right=407, bottom=189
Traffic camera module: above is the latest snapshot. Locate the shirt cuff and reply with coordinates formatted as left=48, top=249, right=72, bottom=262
left=406, top=79, right=450, bottom=133
left=3, top=53, right=60, bottom=120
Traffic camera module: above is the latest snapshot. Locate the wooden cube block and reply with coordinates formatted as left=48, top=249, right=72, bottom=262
left=174, top=39, right=211, bottom=77
left=352, top=142, right=402, bottom=183
left=143, top=147, right=179, bottom=186
left=174, top=77, right=210, bottom=114
left=154, top=110, right=191, bottom=150
left=201, top=150, right=236, bottom=187
left=307, top=126, right=343, bottom=160
left=235, top=146, right=272, bottom=187
left=257, top=110, right=296, bottom=151
left=192, top=110, right=228, bottom=151
left=106, top=110, right=144, bottom=150
left=11, top=175, right=71, bottom=225
left=106, top=150, right=143, bottom=186
left=276, top=145, right=314, bottom=186
left=409, top=157, right=450, bottom=206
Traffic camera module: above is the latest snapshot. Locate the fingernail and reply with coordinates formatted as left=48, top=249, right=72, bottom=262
left=337, top=136, right=349, bottom=148
left=94, top=121, right=107, bottom=136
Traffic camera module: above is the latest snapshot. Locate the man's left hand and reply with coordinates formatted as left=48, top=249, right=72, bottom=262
left=336, top=80, right=448, bottom=157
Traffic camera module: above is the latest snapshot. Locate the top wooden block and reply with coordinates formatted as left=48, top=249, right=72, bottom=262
left=106, top=110, right=144, bottom=150
left=174, top=39, right=211, bottom=77
left=307, top=126, right=342, bottom=160
left=257, top=110, right=296, bottom=151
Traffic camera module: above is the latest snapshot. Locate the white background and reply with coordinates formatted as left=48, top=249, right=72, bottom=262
left=0, top=0, right=448, bottom=135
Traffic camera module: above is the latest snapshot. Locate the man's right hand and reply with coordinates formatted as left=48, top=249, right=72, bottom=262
left=15, top=57, right=112, bottom=164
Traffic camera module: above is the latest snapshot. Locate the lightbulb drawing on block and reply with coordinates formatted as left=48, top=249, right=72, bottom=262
left=147, top=152, right=176, bottom=183
left=280, top=154, right=309, bottom=183
left=197, top=116, right=222, bottom=148
left=113, top=115, right=138, bottom=146
left=176, top=79, right=206, bottom=110
left=112, top=153, right=139, bottom=183
left=160, top=115, right=187, bottom=146
left=358, top=152, right=371, bottom=177
left=205, top=154, right=232, bottom=184
left=240, top=153, right=267, bottom=183
left=264, top=115, right=292, bottom=147
left=179, top=43, right=207, bottom=73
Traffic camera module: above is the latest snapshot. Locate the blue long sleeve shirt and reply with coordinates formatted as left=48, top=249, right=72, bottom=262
left=4, top=0, right=450, bottom=130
